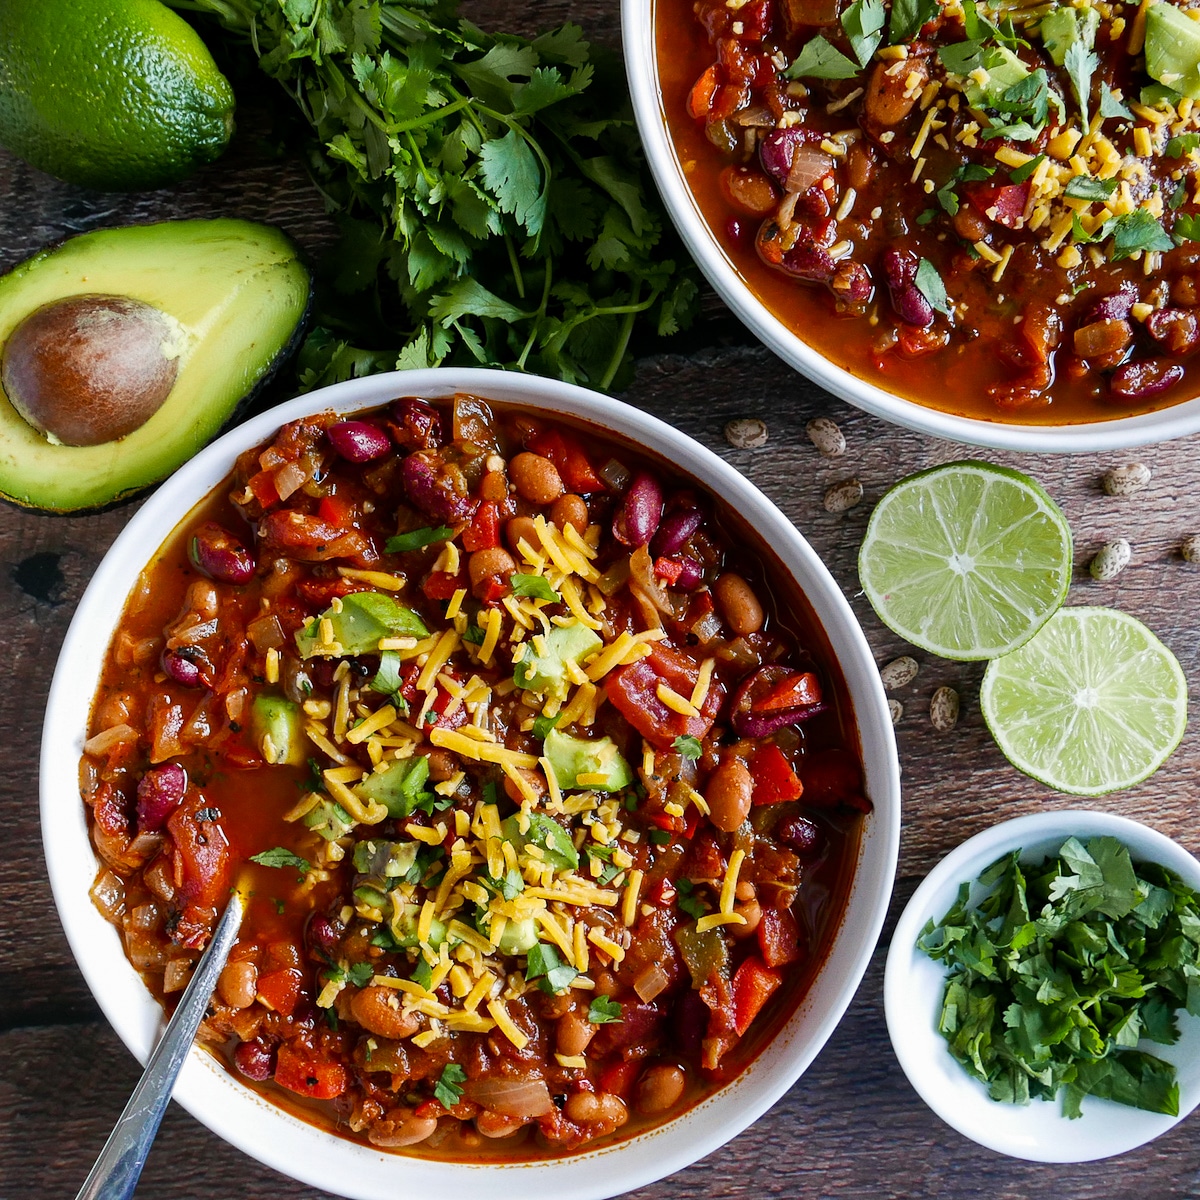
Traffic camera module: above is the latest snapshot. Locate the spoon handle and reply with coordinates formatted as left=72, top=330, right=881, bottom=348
left=75, top=890, right=245, bottom=1200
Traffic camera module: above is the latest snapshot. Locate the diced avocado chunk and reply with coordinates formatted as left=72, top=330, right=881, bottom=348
left=354, top=754, right=432, bottom=819
left=1145, top=3, right=1200, bottom=101
left=296, top=592, right=428, bottom=658
left=498, top=917, right=539, bottom=954
left=353, top=839, right=420, bottom=879
left=249, top=694, right=308, bottom=766
left=1039, top=5, right=1099, bottom=65
left=513, top=622, right=602, bottom=699
left=964, top=45, right=1031, bottom=109
left=388, top=898, right=448, bottom=949
left=304, top=798, right=355, bottom=841
left=502, top=812, right=580, bottom=872
left=544, top=728, right=633, bottom=793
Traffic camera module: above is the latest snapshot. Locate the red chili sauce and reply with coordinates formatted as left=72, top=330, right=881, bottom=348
left=81, top=394, right=869, bottom=1158
left=661, top=0, right=1200, bottom=424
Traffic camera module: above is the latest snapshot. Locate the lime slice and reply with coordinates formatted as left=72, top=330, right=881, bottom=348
left=981, top=607, right=1187, bottom=796
left=858, top=461, right=1072, bottom=661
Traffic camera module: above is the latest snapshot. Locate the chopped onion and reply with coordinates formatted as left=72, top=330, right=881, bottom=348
left=273, top=460, right=310, bottom=501
left=599, top=457, right=632, bottom=491
left=634, top=962, right=671, bottom=1002
left=689, top=609, right=723, bottom=645
left=465, top=1078, right=555, bottom=1118
left=83, top=723, right=138, bottom=756
left=596, top=556, right=631, bottom=598
left=733, top=105, right=776, bottom=127
left=247, top=613, right=285, bottom=652
left=786, top=146, right=834, bottom=195
left=628, top=545, right=687, bottom=622
left=163, top=958, right=193, bottom=993
left=89, top=869, right=125, bottom=922
left=452, top=394, right=501, bottom=454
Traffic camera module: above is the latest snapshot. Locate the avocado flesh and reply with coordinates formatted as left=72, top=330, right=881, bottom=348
left=0, top=218, right=311, bottom=512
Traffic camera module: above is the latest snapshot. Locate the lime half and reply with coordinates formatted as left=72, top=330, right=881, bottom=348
left=981, top=607, right=1187, bottom=796
left=858, top=461, right=1072, bottom=660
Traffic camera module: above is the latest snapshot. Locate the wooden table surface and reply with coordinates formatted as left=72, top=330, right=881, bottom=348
left=3, top=4, right=1200, bottom=1196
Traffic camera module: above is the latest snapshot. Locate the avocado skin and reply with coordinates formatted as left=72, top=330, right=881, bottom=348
left=0, top=218, right=312, bottom=513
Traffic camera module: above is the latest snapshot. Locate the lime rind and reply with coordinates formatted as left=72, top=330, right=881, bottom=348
left=980, top=606, right=1188, bottom=796
left=858, top=461, right=1072, bottom=661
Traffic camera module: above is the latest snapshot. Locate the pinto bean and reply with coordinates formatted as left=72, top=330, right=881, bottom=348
left=218, top=960, right=259, bottom=1009
left=426, top=748, right=459, bottom=782
left=503, top=766, right=547, bottom=804
left=510, top=452, right=564, bottom=504
left=564, top=1090, right=628, bottom=1126
left=506, top=515, right=540, bottom=554
left=367, top=1107, right=439, bottom=1148
left=864, top=57, right=927, bottom=127
left=706, top=755, right=755, bottom=832
left=952, top=204, right=990, bottom=242
left=720, top=165, right=778, bottom=215
left=713, top=572, right=764, bottom=635
left=350, top=985, right=420, bottom=1039
left=550, top=492, right=589, bottom=534
left=468, top=547, right=516, bottom=597
left=731, top=897, right=763, bottom=937
left=476, top=1111, right=527, bottom=1138
left=636, top=1063, right=687, bottom=1115
left=557, top=1008, right=597, bottom=1057
left=844, top=140, right=876, bottom=191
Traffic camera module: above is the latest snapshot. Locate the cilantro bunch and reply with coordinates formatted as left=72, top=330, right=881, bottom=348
left=919, top=836, right=1200, bottom=1119
left=172, top=0, right=698, bottom=389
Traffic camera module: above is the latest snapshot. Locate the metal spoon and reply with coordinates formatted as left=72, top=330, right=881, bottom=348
left=75, top=888, right=245, bottom=1200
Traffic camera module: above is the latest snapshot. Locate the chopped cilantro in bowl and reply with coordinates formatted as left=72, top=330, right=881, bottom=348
left=884, top=811, right=1200, bottom=1163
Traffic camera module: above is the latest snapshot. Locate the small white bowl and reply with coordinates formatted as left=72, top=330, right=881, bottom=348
left=42, top=368, right=901, bottom=1199
left=885, top=810, right=1200, bottom=1162
left=621, top=2, right=1200, bottom=452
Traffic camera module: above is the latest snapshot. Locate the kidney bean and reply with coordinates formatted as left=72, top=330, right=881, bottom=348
left=758, top=126, right=820, bottom=188
left=830, top=260, right=872, bottom=304
left=882, top=249, right=934, bottom=328
left=1146, top=307, right=1200, bottom=355
left=776, top=813, right=822, bottom=857
left=674, top=556, right=704, bottom=590
left=1082, top=282, right=1138, bottom=324
left=650, top=508, right=702, bottom=557
left=781, top=243, right=836, bottom=282
left=326, top=419, right=391, bottom=463
left=401, top=451, right=475, bottom=522
left=161, top=646, right=206, bottom=688
left=389, top=397, right=443, bottom=449
left=136, top=763, right=187, bottom=833
left=233, top=1039, right=275, bottom=1082
left=613, top=471, right=663, bottom=546
left=306, top=914, right=339, bottom=957
left=1110, top=357, right=1185, bottom=399
left=189, top=522, right=255, bottom=584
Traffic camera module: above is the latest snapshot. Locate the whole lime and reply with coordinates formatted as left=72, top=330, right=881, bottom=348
left=0, top=0, right=235, bottom=191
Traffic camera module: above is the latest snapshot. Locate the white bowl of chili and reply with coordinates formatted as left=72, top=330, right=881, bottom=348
left=624, top=0, right=1200, bottom=451
left=886, top=810, right=1200, bottom=1161
left=43, top=368, right=900, bottom=1198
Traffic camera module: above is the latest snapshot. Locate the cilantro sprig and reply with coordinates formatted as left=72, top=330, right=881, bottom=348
left=171, top=0, right=699, bottom=392
left=919, top=836, right=1200, bottom=1118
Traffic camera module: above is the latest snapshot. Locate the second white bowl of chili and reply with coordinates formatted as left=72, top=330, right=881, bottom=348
left=625, top=0, right=1200, bottom=451
left=42, top=368, right=900, bottom=1198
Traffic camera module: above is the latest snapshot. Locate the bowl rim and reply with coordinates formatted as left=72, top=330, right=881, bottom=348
left=884, top=809, right=1200, bottom=1162
left=42, top=367, right=900, bottom=1199
left=620, top=0, right=1200, bottom=454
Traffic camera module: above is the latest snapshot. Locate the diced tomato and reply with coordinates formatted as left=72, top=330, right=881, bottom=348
left=654, top=556, right=685, bottom=585
left=477, top=576, right=510, bottom=605
left=687, top=64, right=720, bottom=120
left=731, top=955, right=782, bottom=1036
left=750, top=742, right=803, bottom=805
left=756, top=671, right=821, bottom=713
left=597, top=1058, right=642, bottom=1097
left=255, top=967, right=304, bottom=1017
left=799, top=748, right=870, bottom=812
left=316, top=493, right=355, bottom=527
left=646, top=877, right=678, bottom=906
left=429, top=685, right=470, bottom=732
left=462, top=499, right=501, bottom=552
left=245, top=468, right=280, bottom=508
left=757, top=905, right=804, bottom=968
left=964, top=179, right=1030, bottom=229
left=295, top=577, right=361, bottom=607
left=605, top=644, right=725, bottom=750
left=166, top=791, right=230, bottom=910
left=274, top=1042, right=349, bottom=1100
left=422, top=569, right=467, bottom=601
left=526, top=428, right=606, bottom=493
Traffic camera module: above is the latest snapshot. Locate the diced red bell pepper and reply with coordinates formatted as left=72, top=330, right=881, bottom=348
left=597, top=1058, right=641, bottom=1097
left=756, top=671, right=822, bottom=713
left=731, top=955, right=782, bottom=1036
left=274, top=1043, right=349, bottom=1100
left=422, top=569, right=467, bottom=601
left=750, top=742, right=803, bottom=805
left=477, top=576, right=510, bottom=605
left=757, top=905, right=804, bottom=968
left=654, top=556, right=685, bottom=585
left=526, top=428, right=606, bottom=493
left=462, top=499, right=501, bottom=552
left=316, top=492, right=355, bottom=528
left=255, top=967, right=304, bottom=1017
left=965, top=180, right=1030, bottom=229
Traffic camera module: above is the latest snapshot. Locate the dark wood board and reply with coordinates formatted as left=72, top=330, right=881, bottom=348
left=3, top=2, right=1200, bottom=1195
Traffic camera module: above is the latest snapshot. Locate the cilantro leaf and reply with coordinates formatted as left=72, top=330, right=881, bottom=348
left=673, top=734, right=702, bottom=759
left=1099, top=87, right=1132, bottom=119
left=370, top=649, right=404, bottom=699
left=250, top=847, right=311, bottom=873
left=510, top=573, right=561, bottom=601
left=1064, top=176, right=1118, bottom=201
left=386, top=526, right=454, bottom=554
left=588, top=995, right=624, bottom=1024
left=525, top=941, right=579, bottom=993
left=842, top=0, right=885, bottom=67
left=914, top=258, right=953, bottom=316
left=1063, top=40, right=1098, bottom=129
left=888, top=0, right=939, bottom=44
left=1175, top=213, right=1200, bottom=243
left=533, top=713, right=562, bottom=739
left=785, top=36, right=862, bottom=80
left=435, top=1063, right=468, bottom=1109
left=347, top=961, right=375, bottom=988
left=1008, top=154, right=1044, bottom=185
left=1108, top=210, right=1174, bottom=260
left=1167, top=132, right=1200, bottom=158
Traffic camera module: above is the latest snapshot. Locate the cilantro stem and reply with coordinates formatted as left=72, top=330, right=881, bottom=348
left=505, top=235, right=526, bottom=300
left=600, top=283, right=642, bottom=390
left=517, top=255, right=554, bottom=368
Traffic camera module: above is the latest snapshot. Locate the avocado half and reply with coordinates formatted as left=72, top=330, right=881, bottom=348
left=0, top=218, right=312, bottom=512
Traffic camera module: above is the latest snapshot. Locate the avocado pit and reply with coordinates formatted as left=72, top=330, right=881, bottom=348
left=1, top=294, right=182, bottom=446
